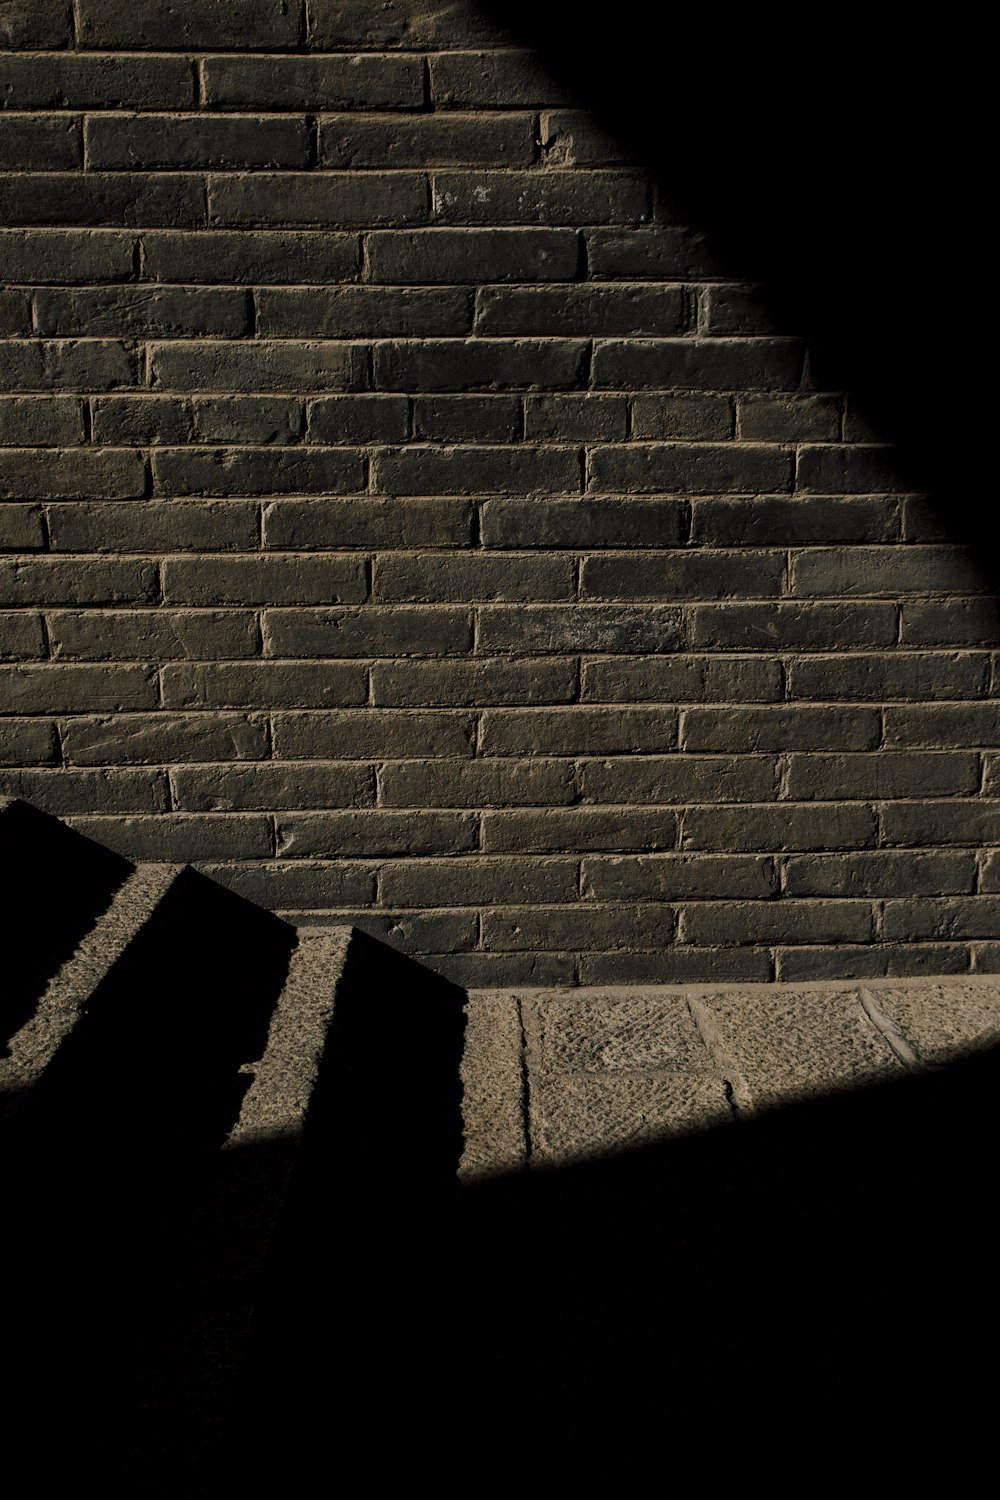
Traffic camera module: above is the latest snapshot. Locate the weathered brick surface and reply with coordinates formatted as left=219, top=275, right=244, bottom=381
left=0, top=1, right=993, bottom=978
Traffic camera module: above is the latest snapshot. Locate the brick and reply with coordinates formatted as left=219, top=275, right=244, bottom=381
left=320, top=113, right=535, bottom=168
left=788, top=652, right=989, bottom=700
left=689, top=601, right=897, bottom=649
left=0, top=558, right=157, bottom=605
left=883, top=898, right=1000, bottom=942
left=0, top=175, right=205, bottom=228
left=151, top=447, right=366, bottom=497
left=682, top=804, right=878, bottom=852
left=681, top=900, right=873, bottom=946
left=483, top=808, right=678, bottom=853
left=371, top=658, right=577, bottom=707
left=67, top=813, right=273, bottom=861
left=172, top=763, right=374, bottom=812
left=203, top=860, right=374, bottom=909
left=0, top=289, right=31, bottom=335
left=308, top=396, right=409, bottom=444
left=979, top=852, right=1000, bottom=891
left=631, top=394, right=733, bottom=441
left=485, top=904, right=675, bottom=952
left=0, top=340, right=137, bottom=391
left=540, top=110, right=630, bottom=166
left=48, top=609, right=259, bottom=662
left=311, top=0, right=511, bottom=46
left=581, top=655, right=783, bottom=703
left=161, top=662, right=366, bottom=709
left=775, top=946, right=969, bottom=982
left=374, top=338, right=587, bottom=391
left=85, top=114, right=310, bottom=171
left=194, top=397, right=304, bottom=446
left=681, top=705, right=880, bottom=752
left=273, top=710, right=475, bottom=759
left=0, top=398, right=85, bottom=448
left=202, top=54, right=424, bottom=109
left=0, top=717, right=58, bottom=764
left=583, top=551, right=786, bottom=601
left=264, top=498, right=472, bottom=550
left=366, top=227, right=579, bottom=283
left=413, top=396, right=520, bottom=443
left=0, top=505, right=45, bottom=550
left=78, top=0, right=302, bottom=47
left=882, top=801, right=1000, bottom=846
left=210, top=173, right=427, bottom=229
left=784, top=852, right=977, bottom=898
left=797, top=445, right=906, bottom=493
left=380, top=760, right=577, bottom=807
left=47, top=500, right=260, bottom=554
left=0, top=448, right=145, bottom=501
left=375, top=553, right=575, bottom=602
left=276, top=810, right=478, bottom=857
left=588, top=442, right=794, bottom=494
left=60, top=712, right=269, bottom=764
left=0, top=663, right=157, bottom=713
left=430, top=50, right=574, bottom=108
left=163, top=557, right=366, bottom=607
left=478, top=605, right=682, bottom=654
left=263, top=606, right=471, bottom=657
left=701, top=283, right=781, bottom=335
left=902, top=600, right=1000, bottom=646
left=0, top=766, right=167, bottom=814
left=581, top=755, right=776, bottom=803
left=982, top=759, right=1000, bottom=796
left=901, top=497, right=956, bottom=543
left=311, top=909, right=478, bottom=953
left=738, top=395, right=842, bottom=442
left=587, top=227, right=724, bottom=280
left=374, top=445, right=580, bottom=495
left=524, top=395, right=626, bottom=442
left=885, top=705, right=1000, bottom=748
left=0, top=612, right=45, bottom=659
left=592, top=338, right=803, bottom=390
left=379, top=856, right=577, bottom=907
left=34, top=286, right=251, bottom=337
left=786, top=752, right=980, bottom=800
left=257, top=286, right=471, bottom=337
left=140, top=230, right=360, bottom=284
left=428, top=952, right=577, bottom=985
left=791, top=546, right=986, bottom=597
left=0, top=115, right=82, bottom=171
left=481, top=707, right=678, bottom=756
left=579, top=949, right=774, bottom=984
left=691, top=496, right=899, bottom=546
left=0, top=0, right=72, bottom=47
left=0, top=55, right=196, bottom=110
left=431, top=170, right=648, bottom=225
left=476, top=285, right=688, bottom=336
left=0, top=229, right=134, bottom=283
left=150, top=341, right=367, bottom=392
left=582, top=854, right=776, bottom=901
left=481, top=497, right=687, bottom=548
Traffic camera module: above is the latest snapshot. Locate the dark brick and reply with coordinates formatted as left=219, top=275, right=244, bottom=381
left=0, top=229, right=135, bottom=282
left=786, top=752, right=980, bottom=800
left=579, top=949, right=774, bottom=985
left=0, top=767, right=167, bottom=814
left=0, top=394, right=92, bottom=447
left=588, top=442, right=793, bottom=494
left=0, top=340, right=137, bottom=390
left=67, top=813, right=273, bottom=862
left=309, top=0, right=512, bottom=48
left=476, top=285, right=687, bottom=336
left=0, top=558, right=157, bottom=605
left=61, top=712, right=269, bottom=764
left=0, top=448, right=145, bottom=501
left=901, top=497, right=957, bottom=543
left=480, top=707, right=678, bottom=756
left=151, top=447, right=366, bottom=497
left=524, top=395, right=626, bottom=442
left=681, top=900, right=873, bottom=946
left=202, top=55, right=424, bottom=109
left=374, top=444, right=580, bottom=495
left=431, top=170, right=648, bottom=225
left=150, top=341, right=367, bottom=392
left=484, top=904, right=675, bottom=952
left=0, top=115, right=82, bottom=171
left=380, top=760, right=576, bottom=807
left=375, top=553, right=574, bottom=602
left=400, top=951, right=578, bottom=985
left=788, top=652, right=989, bottom=701
left=691, top=496, right=899, bottom=546
left=592, top=338, right=803, bottom=390
left=885, top=705, right=1000, bottom=748
left=581, top=655, right=783, bottom=703
left=273, top=710, right=475, bottom=761
left=979, top=852, right=1000, bottom=891
left=682, top=706, right=880, bottom=752
left=194, top=397, right=304, bottom=446
left=581, top=755, right=776, bottom=804
left=631, top=395, right=733, bottom=441
left=0, top=0, right=72, bottom=47
left=163, top=557, right=366, bottom=607
left=0, top=716, right=58, bottom=764
left=48, top=609, right=259, bottom=662
left=0, top=663, right=157, bottom=713
left=320, top=113, right=535, bottom=168
left=85, top=113, right=310, bottom=171
left=689, top=601, right=897, bottom=649
left=276, top=811, right=478, bottom=857
left=587, top=227, right=724, bottom=280
left=430, top=49, right=574, bottom=108
left=366, top=227, right=579, bottom=283
left=379, top=857, right=577, bottom=907
left=478, top=605, right=682, bottom=654
left=308, top=395, right=409, bottom=444
left=161, top=662, right=366, bottom=709
left=264, top=497, right=472, bottom=550
left=34, top=286, right=250, bottom=337
left=81, top=0, right=301, bottom=46
left=784, top=852, right=976, bottom=898
left=882, top=801, right=1000, bottom=846
left=682, top=803, right=878, bottom=852
left=90, top=396, right=194, bottom=446
left=701, top=284, right=782, bottom=335
left=263, top=606, right=471, bottom=657
left=46, top=500, right=260, bottom=555
left=413, top=396, right=520, bottom=442
left=483, top=808, right=677, bottom=853
left=481, top=497, right=687, bottom=549
left=902, top=600, right=1000, bottom=646
left=0, top=174, right=205, bottom=228
left=583, top=551, right=786, bottom=601
left=0, top=611, right=45, bottom=659
left=582, top=854, right=776, bottom=901
left=374, top=338, right=587, bottom=391
left=0, top=55, right=196, bottom=109
left=792, top=545, right=986, bottom=596
left=797, top=445, right=906, bottom=493
left=210, top=172, right=428, bottom=229
left=882, top=897, right=1000, bottom=942
left=140, top=230, right=360, bottom=284
left=738, top=395, right=842, bottom=442
left=775, top=946, right=969, bottom=982
left=371, top=658, right=576, bottom=707
left=203, top=860, right=374, bottom=910
left=0, top=505, right=45, bottom=551
left=540, top=110, right=630, bottom=166
left=257, top=286, right=471, bottom=337
left=0, top=290, right=30, bottom=337
left=981, top=759, right=1000, bottom=797
left=171, top=763, right=374, bottom=813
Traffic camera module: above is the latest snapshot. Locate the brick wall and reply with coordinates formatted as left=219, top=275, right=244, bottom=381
left=1, top=0, right=996, bottom=985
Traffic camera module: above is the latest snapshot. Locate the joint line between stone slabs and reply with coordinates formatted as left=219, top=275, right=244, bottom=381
left=856, top=988, right=921, bottom=1072
left=686, top=995, right=753, bottom=1117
